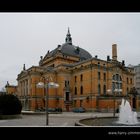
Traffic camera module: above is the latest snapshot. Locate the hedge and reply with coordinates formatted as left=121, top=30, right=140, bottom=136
left=0, top=94, right=22, bottom=115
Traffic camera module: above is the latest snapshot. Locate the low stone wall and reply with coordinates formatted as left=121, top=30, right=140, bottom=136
left=75, top=117, right=96, bottom=126
left=75, top=121, right=87, bottom=126
left=75, top=116, right=140, bottom=126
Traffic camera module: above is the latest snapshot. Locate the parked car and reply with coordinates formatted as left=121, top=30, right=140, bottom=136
left=48, top=108, right=62, bottom=113
left=73, top=107, right=86, bottom=113
left=55, top=107, right=62, bottom=112
left=48, top=108, right=56, bottom=112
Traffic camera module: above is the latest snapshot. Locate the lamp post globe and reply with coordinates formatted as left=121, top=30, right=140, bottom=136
left=36, top=80, right=59, bottom=126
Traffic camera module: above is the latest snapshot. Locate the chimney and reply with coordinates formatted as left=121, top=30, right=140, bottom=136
left=23, top=64, right=26, bottom=70
left=95, top=55, right=98, bottom=58
left=57, top=45, right=61, bottom=48
left=107, top=55, right=110, bottom=61
left=112, top=44, right=117, bottom=61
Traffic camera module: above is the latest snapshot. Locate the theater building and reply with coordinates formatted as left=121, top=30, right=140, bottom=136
left=13, top=29, right=139, bottom=112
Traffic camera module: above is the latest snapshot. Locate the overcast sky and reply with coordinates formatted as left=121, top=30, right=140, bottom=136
left=0, top=13, right=140, bottom=90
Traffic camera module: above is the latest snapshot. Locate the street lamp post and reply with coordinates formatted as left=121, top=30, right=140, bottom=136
left=107, top=89, right=122, bottom=117
left=37, top=81, right=59, bottom=126
left=46, top=84, right=49, bottom=125
left=113, top=89, right=122, bottom=117
left=113, top=90, right=116, bottom=117
left=107, top=89, right=111, bottom=112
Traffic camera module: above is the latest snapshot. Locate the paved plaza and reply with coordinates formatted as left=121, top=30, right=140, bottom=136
left=0, top=112, right=140, bottom=127
left=0, top=112, right=118, bottom=127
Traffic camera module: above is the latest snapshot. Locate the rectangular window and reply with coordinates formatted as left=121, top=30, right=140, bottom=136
left=116, top=74, right=119, bottom=81
left=130, top=78, right=132, bottom=84
left=66, top=92, right=69, bottom=101
left=80, top=100, right=83, bottom=107
left=65, top=80, right=69, bottom=87
left=80, top=86, right=83, bottom=94
left=98, top=62, right=100, bottom=69
left=80, top=74, right=83, bottom=81
left=127, top=78, right=129, bottom=84
left=98, top=72, right=100, bottom=80
left=103, top=85, right=106, bottom=95
left=120, top=83, right=122, bottom=89
left=103, top=64, right=106, bottom=71
left=75, top=76, right=77, bottom=83
left=103, top=73, right=106, bottom=81
left=75, top=87, right=77, bottom=95
left=65, top=81, right=67, bottom=87
left=98, top=84, right=101, bottom=95
left=74, top=100, right=77, bottom=107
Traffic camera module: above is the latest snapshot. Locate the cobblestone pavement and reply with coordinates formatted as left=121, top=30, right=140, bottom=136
left=0, top=112, right=139, bottom=127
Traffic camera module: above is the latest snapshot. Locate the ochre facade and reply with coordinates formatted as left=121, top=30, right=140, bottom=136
left=5, top=81, right=17, bottom=95
left=9, top=29, right=140, bottom=112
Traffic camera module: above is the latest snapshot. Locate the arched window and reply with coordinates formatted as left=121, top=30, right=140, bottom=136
left=116, top=74, right=119, bottom=81
left=112, top=74, right=122, bottom=95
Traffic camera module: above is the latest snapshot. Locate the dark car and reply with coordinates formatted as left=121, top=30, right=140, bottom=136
left=73, top=107, right=86, bottom=113
left=48, top=108, right=56, bottom=112
left=55, top=107, right=62, bottom=112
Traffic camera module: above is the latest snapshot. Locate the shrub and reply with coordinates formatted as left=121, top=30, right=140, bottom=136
left=0, top=94, right=22, bottom=115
